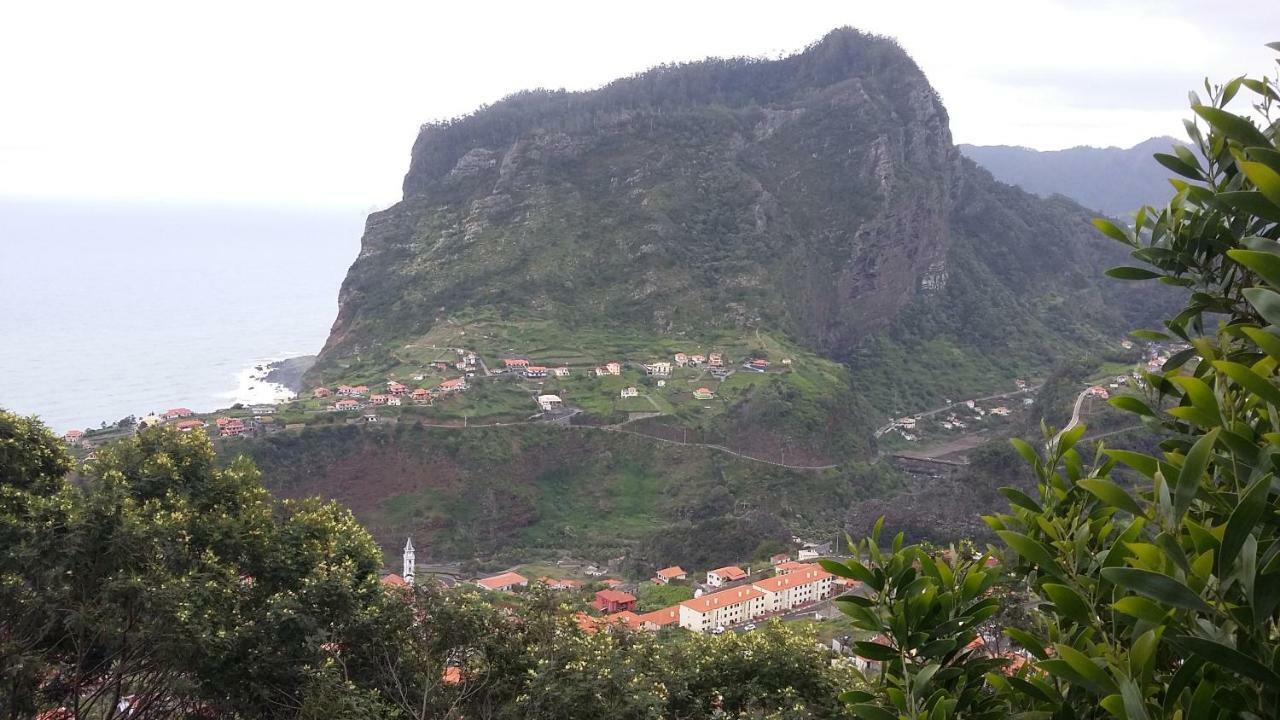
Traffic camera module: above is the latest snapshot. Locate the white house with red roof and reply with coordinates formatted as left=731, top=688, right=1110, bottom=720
left=411, top=388, right=431, bottom=403
left=330, top=399, right=361, bottom=412
left=313, top=387, right=332, bottom=398
left=674, top=352, right=689, bottom=366
left=750, top=564, right=834, bottom=612
left=436, top=377, right=468, bottom=393
left=369, top=394, right=389, bottom=405
left=475, top=571, right=528, bottom=592
left=525, top=366, right=548, bottom=378
left=653, top=566, right=687, bottom=584
left=219, top=419, right=247, bottom=437
left=693, top=387, right=715, bottom=400
left=386, top=381, right=407, bottom=396
left=706, top=566, right=747, bottom=587
left=336, top=385, right=355, bottom=396
left=708, top=353, right=723, bottom=368
left=552, top=366, right=571, bottom=377
left=63, top=429, right=84, bottom=445
left=162, top=408, right=193, bottom=420
left=503, top=358, right=529, bottom=370
left=678, top=585, right=767, bottom=632
left=175, top=419, right=206, bottom=432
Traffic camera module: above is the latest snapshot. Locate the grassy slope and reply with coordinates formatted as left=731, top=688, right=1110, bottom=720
left=232, top=421, right=900, bottom=571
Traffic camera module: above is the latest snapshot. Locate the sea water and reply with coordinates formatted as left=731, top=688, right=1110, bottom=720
left=0, top=198, right=365, bottom=432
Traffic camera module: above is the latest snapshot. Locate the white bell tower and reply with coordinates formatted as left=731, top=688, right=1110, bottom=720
left=402, top=537, right=415, bottom=585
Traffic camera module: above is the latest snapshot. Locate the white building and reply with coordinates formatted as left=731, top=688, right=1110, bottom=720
left=403, top=537, right=415, bottom=585
left=537, top=394, right=564, bottom=412
left=751, top=565, right=834, bottom=612
left=678, top=585, right=768, bottom=632
left=620, top=387, right=639, bottom=399
left=706, top=566, right=747, bottom=587
left=645, top=361, right=672, bottom=377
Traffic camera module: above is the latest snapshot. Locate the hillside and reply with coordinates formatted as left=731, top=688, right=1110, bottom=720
left=282, top=28, right=1174, bottom=561
left=958, top=136, right=1186, bottom=217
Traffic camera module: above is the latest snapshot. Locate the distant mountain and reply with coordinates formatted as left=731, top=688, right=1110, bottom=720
left=281, top=28, right=1174, bottom=560
left=958, top=137, right=1186, bottom=217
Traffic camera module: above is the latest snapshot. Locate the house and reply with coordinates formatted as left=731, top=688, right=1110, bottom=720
left=1014, top=378, right=1029, bottom=390
left=689, top=354, right=706, bottom=366
left=638, top=605, right=681, bottom=630
left=313, top=387, right=332, bottom=398
left=331, top=399, right=361, bottom=411
left=693, top=387, right=715, bottom=400
left=386, top=381, right=407, bottom=395
left=337, top=385, right=355, bottom=396
left=465, top=352, right=477, bottom=366
left=674, top=352, right=689, bottom=366
left=504, top=358, right=529, bottom=370
left=352, top=385, right=369, bottom=396
left=770, top=553, right=791, bottom=566
left=990, top=406, right=1011, bottom=417
left=537, top=394, right=564, bottom=412
left=797, top=542, right=832, bottom=561
left=678, top=585, right=768, bottom=632
left=774, top=561, right=811, bottom=575
left=541, top=577, right=582, bottom=591
left=620, top=386, right=639, bottom=399
left=369, top=394, right=389, bottom=405
left=411, top=388, right=431, bottom=403
left=363, top=412, right=379, bottom=423
left=436, top=378, right=468, bottom=393
left=1121, top=339, right=1134, bottom=350
left=553, top=366, right=571, bottom=377
left=175, top=419, right=206, bottom=432
left=653, top=566, right=687, bottom=584
left=1087, top=385, right=1110, bottom=399
left=386, top=396, right=402, bottom=406
left=708, top=353, right=723, bottom=368
left=250, top=405, right=275, bottom=415
left=525, top=366, right=548, bottom=378
left=592, top=589, right=637, bottom=613
left=781, top=358, right=792, bottom=366
left=751, top=564, right=835, bottom=613
left=215, top=416, right=234, bottom=427
left=601, top=578, right=625, bottom=589
left=64, top=429, right=84, bottom=445
left=706, top=566, right=747, bottom=587
left=475, top=571, right=528, bottom=592
left=645, top=361, right=672, bottom=377
left=745, top=358, right=770, bottom=371
left=220, top=419, right=247, bottom=438
left=162, top=408, right=193, bottom=420
left=381, top=573, right=407, bottom=588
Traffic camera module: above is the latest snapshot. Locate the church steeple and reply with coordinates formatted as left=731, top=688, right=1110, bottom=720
left=402, top=537, right=415, bottom=585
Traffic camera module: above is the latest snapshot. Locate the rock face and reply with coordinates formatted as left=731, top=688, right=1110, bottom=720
left=315, top=29, right=967, bottom=372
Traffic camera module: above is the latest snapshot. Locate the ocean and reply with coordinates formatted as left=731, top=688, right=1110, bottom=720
left=0, top=199, right=366, bottom=433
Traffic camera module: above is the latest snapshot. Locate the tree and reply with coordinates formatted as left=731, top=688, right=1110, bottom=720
left=827, top=44, right=1280, bottom=719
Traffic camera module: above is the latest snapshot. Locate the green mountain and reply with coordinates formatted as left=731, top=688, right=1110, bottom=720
left=958, top=137, right=1187, bottom=217
left=281, top=28, right=1172, bottom=562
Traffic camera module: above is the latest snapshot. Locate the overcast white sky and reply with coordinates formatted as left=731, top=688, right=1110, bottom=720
left=2, top=0, right=1277, bottom=209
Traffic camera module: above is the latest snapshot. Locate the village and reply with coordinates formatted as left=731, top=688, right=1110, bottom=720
left=60, top=344, right=798, bottom=451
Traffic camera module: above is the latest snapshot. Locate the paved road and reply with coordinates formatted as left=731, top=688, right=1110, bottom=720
left=1050, top=386, right=1092, bottom=448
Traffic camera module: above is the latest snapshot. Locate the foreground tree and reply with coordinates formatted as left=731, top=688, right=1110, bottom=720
left=827, top=43, right=1280, bottom=719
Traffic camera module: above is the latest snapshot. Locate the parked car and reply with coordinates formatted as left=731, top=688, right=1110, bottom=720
left=711, top=625, right=726, bottom=635
left=743, top=623, right=757, bottom=632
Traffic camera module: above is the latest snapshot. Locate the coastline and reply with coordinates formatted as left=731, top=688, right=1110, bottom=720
left=262, top=355, right=316, bottom=392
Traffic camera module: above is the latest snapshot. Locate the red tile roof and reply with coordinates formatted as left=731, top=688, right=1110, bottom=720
left=476, top=571, right=527, bottom=590
left=601, top=578, right=624, bottom=588
left=638, top=605, right=681, bottom=627
left=595, top=589, right=636, bottom=604
left=680, top=585, right=764, bottom=613
left=752, top=566, right=831, bottom=593
left=381, top=573, right=407, bottom=587
left=656, top=566, right=686, bottom=579
left=175, top=419, right=205, bottom=430
left=710, top=565, right=747, bottom=581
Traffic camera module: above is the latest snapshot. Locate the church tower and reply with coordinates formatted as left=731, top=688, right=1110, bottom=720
left=403, top=537, right=415, bottom=585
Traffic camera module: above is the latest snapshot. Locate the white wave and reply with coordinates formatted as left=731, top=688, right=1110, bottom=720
left=215, top=356, right=299, bottom=407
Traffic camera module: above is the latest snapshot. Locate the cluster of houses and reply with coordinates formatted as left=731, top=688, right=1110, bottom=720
left=468, top=552, right=844, bottom=635
left=316, top=376, right=470, bottom=413
left=883, top=394, right=1021, bottom=443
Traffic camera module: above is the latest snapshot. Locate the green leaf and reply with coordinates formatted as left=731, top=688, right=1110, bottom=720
left=1106, top=266, right=1162, bottom=280
left=997, top=531, right=1061, bottom=576
left=1004, top=627, right=1049, bottom=659
left=1239, top=160, right=1280, bottom=207
left=1245, top=287, right=1280, bottom=326
left=1078, top=478, right=1144, bottom=516
left=999, top=486, right=1043, bottom=513
left=1154, top=152, right=1204, bottom=180
left=1228, top=249, right=1280, bottom=289
left=1218, top=190, right=1280, bottom=223
left=820, top=559, right=873, bottom=584
left=1092, top=218, right=1132, bottom=243
left=1193, top=106, right=1271, bottom=147
left=853, top=641, right=900, bottom=661
left=1212, top=360, right=1280, bottom=408
left=1041, top=583, right=1092, bottom=624
left=1106, top=450, right=1158, bottom=478
left=1171, top=376, right=1219, bottom=420
left=1109, top=395, right=1156, bottom=417
left=1174, top=429, right=1219, bottom=521
left=1053, top=643, right=1119, bottom=694
left=1112, top=595, right=1170, bottom=623
left=1241, top=327, right=1280, bottom=360
left=850, top=704, right=898, bottom=720
left=1101, top=568, right=1213, bottom=613
left=1009, top=437, right=1040, bottom=466
left=1172, top=635, right=1280, bottom=687
left=1219, top=475, right=1272, bottom=576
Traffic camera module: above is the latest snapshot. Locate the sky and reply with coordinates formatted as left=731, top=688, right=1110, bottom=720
left=2, top=0, right=1277, bottom=209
